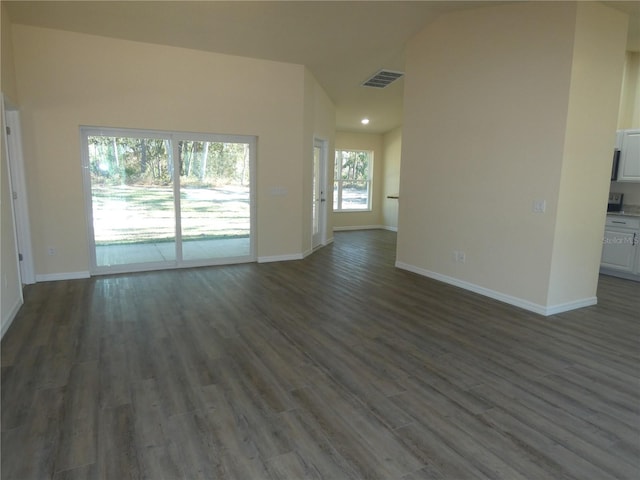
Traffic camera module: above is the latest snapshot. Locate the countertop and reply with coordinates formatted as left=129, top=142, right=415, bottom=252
left=607, top=205, right=640, bottom=217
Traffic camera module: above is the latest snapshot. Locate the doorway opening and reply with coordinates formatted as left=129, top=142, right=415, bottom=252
left=312, top=138, right=328, bottom=250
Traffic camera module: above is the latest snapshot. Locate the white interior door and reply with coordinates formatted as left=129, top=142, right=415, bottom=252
left=312, top=139, right=327, bottom=249
left=4, top=105, right=35, bottom=284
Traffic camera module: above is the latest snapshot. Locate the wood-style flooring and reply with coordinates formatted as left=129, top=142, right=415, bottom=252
left=2, top=230, right=639, bottom=479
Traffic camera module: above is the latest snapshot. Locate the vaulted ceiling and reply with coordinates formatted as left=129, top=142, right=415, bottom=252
left=5, top=1, right=640, bottom=134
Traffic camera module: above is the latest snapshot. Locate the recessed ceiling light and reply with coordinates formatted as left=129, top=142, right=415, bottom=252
left=361, top=118, right=370, bottom=125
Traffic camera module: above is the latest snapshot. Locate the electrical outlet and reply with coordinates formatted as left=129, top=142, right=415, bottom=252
left=47, top=247, right=56, bottom=256
left=453, top=251, right=466, bottom=263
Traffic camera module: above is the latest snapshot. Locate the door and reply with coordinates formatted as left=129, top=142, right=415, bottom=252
left=312, top=139, right=326, bottom=249
left=4, top=105, right=35, bottom=284
left=178, top=139, right=253, bottom=262
left=82, top=128, right=255, bottom=274
left=84, top=131, right=177, bottom=270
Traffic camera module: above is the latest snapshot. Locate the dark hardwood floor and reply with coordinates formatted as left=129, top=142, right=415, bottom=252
left=2, top=230, right=639, bottom=479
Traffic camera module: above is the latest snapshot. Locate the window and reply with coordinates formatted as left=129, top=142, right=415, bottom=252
left=334, top=150, right=373, bottom=211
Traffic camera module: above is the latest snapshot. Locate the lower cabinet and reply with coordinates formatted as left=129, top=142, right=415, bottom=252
left=601, top=229, right=637, bottom=271
left=600, top=216, right=640, bottom=279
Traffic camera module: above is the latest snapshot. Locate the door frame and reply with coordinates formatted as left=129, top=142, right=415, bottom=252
left=312, top=137, right=328, bottom=249
left=3, top=98, right=35, bottom=284
left=81, top=126, right=257, bottom=275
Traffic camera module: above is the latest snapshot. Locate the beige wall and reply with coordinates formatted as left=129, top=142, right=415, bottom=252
left=617, top=51, right=640, bottom=129
left=398, top=2, right=627, bottom=313
left=382, top=127, right=401, bottom=230
left=11, top=25, right=334, bottom=275
left=1, top=4, right=18, bottom=103
left=547, top=2, right=628, bottom=306
left=333, top=131, right=384, bottom=229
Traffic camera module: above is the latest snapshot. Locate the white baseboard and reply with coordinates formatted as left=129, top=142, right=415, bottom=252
left=544, top=297, right=598, bottom=315
left=257, top=253, right=304, bottom=263
left=333, top=225, right=397, bottom=232
left=35, top=271, right=91, bottom=282
left=395, top=261, right=596, bottom=316
left=1, top=296, right=23, bottom=339
left=260, top=238, right=338, bottom=263
left=333, top=225, right=385, bottom=231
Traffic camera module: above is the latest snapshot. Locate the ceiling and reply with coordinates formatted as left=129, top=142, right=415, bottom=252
left=5, top=1, right=640, bottom=134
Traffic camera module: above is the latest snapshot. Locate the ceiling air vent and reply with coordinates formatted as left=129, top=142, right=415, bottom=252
left=361, top=69, right=404, bottom=88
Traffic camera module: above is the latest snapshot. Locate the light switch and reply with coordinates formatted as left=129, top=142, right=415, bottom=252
left=532, top=199, right=546, bottom=213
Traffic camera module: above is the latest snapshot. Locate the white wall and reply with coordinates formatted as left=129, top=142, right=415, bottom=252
left=11, top=25, right=334, bottom=276
left=398, top=2, right=627, bottom=314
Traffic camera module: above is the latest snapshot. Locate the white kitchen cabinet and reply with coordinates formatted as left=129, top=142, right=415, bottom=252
left=600, top=216, right=639, bottom=277
left=601, top=229, right=637, bottom=271
left=617, top=129, right=640, bottom=182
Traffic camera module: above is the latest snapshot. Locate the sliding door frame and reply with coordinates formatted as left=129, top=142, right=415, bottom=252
left=81, top=126, right=256, bottom=275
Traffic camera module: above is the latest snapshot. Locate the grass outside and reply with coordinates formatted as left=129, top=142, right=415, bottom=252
left=92, top=185, right=250, bottom=245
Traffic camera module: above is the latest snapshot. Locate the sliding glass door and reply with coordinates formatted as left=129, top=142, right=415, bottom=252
left=85, top=133, right=176, bottom=268
left=178, top=140, right=251, bottom=261
left=82, top=128, right=255, bottom=274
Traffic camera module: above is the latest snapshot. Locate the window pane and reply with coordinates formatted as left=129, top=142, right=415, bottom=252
left=88, top=135, right=176, bottom=266
left=341, top=181, right=369, bottom=210
left=333, top=149, right=372, bottom=211
left=179, top=140, right=251, bottom=260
